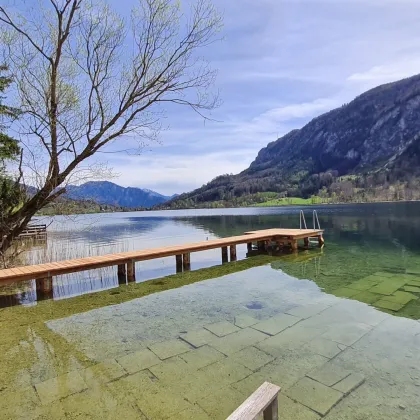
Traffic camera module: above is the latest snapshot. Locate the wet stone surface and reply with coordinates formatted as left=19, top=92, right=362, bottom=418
left=2, top=266, right=420, bottom=419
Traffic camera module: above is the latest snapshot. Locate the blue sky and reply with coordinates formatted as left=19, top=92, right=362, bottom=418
left=14, top=0, right=420, bottom=195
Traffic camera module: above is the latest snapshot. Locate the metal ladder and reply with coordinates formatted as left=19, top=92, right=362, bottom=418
left=299, top=210, right=321, bottom=244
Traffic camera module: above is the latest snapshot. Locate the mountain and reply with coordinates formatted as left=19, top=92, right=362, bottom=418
left=165, top=74, right=420, bottom=208
left=66, top=181, right=172, bottom=208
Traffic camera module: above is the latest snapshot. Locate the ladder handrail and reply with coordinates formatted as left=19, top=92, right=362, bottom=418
left=313, top=210, right=321, bottom=230
left=299, top=210, right=307, bottom=230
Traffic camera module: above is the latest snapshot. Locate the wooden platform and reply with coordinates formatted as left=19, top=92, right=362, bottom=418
left=18, top=224, right=47, bottom=240
left=0, top=228, right=324, bottom=287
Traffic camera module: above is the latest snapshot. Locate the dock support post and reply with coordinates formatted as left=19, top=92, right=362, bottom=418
left=221, top=246, right=228, bottom=263
left=263, top=394, right=278, bottom=420
left=117, top=264, right=127, bottom=285
left=36, top=276, right=53, bottom=301
left=117, top=264, right=126, bottom=275
left=257, top=241, right=265, bottom=252
left=230, top=245, right=237, bottom=262
left=247, top=243, right=252, bottom=252
left=318, top=235, right=325, bottom=247
left=127, top=260, right=135, bottom=282
left=290, top=240, right=298, bottom=252
left=176, top=255, right=183, bottom=273
left=183, top=253, right=191, bottom=271
left=304, top=237, right=310, bottom=248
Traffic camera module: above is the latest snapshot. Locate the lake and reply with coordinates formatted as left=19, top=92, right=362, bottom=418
left=1, top=203, right=420, bottom=418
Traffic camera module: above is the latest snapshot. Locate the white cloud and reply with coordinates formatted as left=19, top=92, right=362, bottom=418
left=347, top=58, right=420, bottom=85
left=110, top=151, right=254, bottom=195
left=83, top=0, right=420, bottom=193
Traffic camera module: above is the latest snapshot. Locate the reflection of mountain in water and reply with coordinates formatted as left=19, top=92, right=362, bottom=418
left=50, top=216, right=169, bottom=244
left=176, top=203, right=420, bottom=252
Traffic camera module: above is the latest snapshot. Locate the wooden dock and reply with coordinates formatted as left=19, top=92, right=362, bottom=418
left=0, top=228, right=324, bottom=290
left=18, top=223, right=47, bottom=240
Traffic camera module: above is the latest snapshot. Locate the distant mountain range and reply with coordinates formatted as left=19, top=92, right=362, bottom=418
left=164, top=73, right=420, bottom=208
left=66, top=181, right=174, bottom=208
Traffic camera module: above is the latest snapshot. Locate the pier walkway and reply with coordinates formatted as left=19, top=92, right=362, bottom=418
left=0, top=228, right=324, bottom=287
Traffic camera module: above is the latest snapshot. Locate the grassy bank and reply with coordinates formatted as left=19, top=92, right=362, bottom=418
left=254, top=196, right=321, bottom=206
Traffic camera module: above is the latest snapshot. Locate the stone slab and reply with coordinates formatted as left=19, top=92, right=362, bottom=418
left=286, top=377, right=344, bottom=416
left=232, top=346, right=274, bottom=371
left=332, top=287, right=361, bottom=298
left=134, top=382, right=192, bottom=418
left=277, top=394, right=322, bottom=420
left=209, top=327, right=269, bottom=356
left=0, top=387, right=43, bottom=420
left=168, top=404, right=211, bottom=420
left=180, top=328, right=216, bottom=348
left=286, top=303, right=330, bottom=319
left=198, top=386, right=248, bottom=419
left=407, top=279, right=420, bottom=287
left=381, top=291, right=418, bottom=305
left=321, top=323, right=372, bottom=346
left=258, top=350, right=328, bottom=391
left=257, top=324, right=325, bottom=356
left=117, top=348, right=161, bottom=374
left=231, top=373, right=268, bottom=396
left=369, top=280, right=406, bottom=295
left=374, top=299, right=404, bottom=312
left=204, top=321, right=241, bottom=337
left=180, top=345, right=225, bottom=370
left=373, top=271, right=395, bottom=278
left=304, top=338, right=347, bottom=359
left=251, top=313, right=301, bottom=336
left=347, top=277, right=382, bottom=291
left=58, top=388, right=142, bottom=419
left=198, top=358, right=252, bottom=385
left=404, top=286, right=420, bottom=293
left=109, top=370, right=192, bottom=418
left=148, top=338, right=192, bottom=359
left=307, top=363, right=352, bottom=387
left=332, top=372, right=365, bottom=394
left=149, top=356, right=191, bottom=383
left=35, top=370, right=88, bottom=405
left=352, top=291, right=381, bottom=304
left=81, top=359, right=126, bottom=386
left=234, top=314, right=259, bottom=328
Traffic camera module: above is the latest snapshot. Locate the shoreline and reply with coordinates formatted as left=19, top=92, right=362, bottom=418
left=36, top=199, right=420, bottom=218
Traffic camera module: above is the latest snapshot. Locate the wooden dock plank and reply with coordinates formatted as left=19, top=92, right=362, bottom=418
left=227, top=381, right=281, bottom=420
left=0, top=228, right=323, bottom=284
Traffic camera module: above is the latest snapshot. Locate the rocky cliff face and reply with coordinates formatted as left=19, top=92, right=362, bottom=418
left=250, top=74, right=420, bottom=176
left=167, top=74, right=420, bottom=206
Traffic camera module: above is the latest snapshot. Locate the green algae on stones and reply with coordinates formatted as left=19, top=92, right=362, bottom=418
left=381, top=291, right=418, bottom=305
left=374, top=300, right=405, bottom=312
left=368, top=279, right=407, bottom=295
left=332, top=287, right=361, bottom=298
left=403, top=285, right=420, bottom=293
left=346, top=278, right=381, bottom=291
left=352, top=291, right=381, bottom=304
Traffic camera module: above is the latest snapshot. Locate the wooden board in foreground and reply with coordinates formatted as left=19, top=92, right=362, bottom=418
left=227, top=381, right=281, bottom=420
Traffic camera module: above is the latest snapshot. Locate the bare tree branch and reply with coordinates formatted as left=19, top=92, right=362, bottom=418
left=0, top=0, right=222, bottom=258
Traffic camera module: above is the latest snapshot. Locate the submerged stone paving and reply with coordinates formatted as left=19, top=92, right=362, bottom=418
left=2, top=266, right=420, bottom=419
left=333, top=270, right=420, bottom=314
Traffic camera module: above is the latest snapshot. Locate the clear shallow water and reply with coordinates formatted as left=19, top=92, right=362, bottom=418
left=3, top=202, right=420, bottom=312
left=1, top=203, right=420, bottom=418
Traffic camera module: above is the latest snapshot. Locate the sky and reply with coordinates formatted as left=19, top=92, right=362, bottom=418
left=8, top=0, right=420, bottom=195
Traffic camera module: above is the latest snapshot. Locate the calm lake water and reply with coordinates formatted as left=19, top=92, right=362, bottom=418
left=1, top=203, right=420, bottom=419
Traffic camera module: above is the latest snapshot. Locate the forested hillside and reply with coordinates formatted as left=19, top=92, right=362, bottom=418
left=164, top=74, right=420, bottom=208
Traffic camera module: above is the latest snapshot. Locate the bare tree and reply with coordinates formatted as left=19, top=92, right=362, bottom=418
left=0, top=0, right=222, bottom=258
